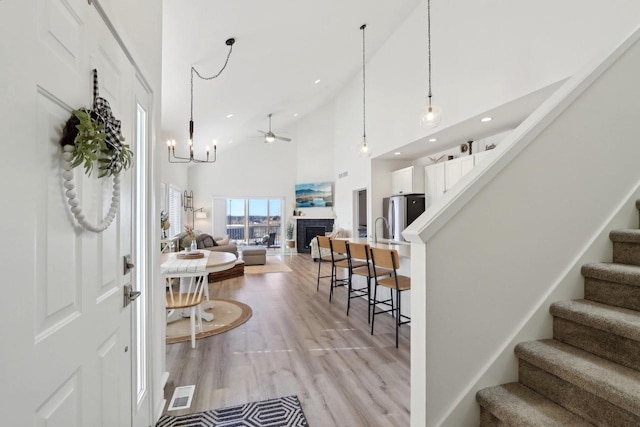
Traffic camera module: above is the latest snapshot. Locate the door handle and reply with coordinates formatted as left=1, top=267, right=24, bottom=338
left=123, top=284, right=141, bottom=308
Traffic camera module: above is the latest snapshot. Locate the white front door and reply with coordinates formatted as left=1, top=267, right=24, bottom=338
left=0, top=1, right=149, bottom=426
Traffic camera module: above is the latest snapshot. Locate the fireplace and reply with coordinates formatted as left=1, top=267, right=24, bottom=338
left=295, top=218, right=335, bottom=253
left=304, top=227, right=326, bottom=250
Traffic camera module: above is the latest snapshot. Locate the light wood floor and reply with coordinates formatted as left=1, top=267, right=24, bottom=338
left=163, top=253, right=410, bottom=427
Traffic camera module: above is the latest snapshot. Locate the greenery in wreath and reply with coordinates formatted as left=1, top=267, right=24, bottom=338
left=60, top=108, right=133, bottom=178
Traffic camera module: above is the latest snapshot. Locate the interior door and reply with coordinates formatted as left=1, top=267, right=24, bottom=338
left=0, top=1, right=145, bottom=425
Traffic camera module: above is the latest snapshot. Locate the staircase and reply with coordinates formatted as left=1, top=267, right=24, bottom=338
left=476, top=200, right=640, bottom=426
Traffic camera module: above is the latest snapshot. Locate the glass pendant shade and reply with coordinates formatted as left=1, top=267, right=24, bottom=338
left=419, top=103, right=442, bottom=129
left=357, top=138, right=372, bottom=157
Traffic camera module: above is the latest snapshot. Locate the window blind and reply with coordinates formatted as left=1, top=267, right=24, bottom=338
left=168, top=187, right=182, bottom=238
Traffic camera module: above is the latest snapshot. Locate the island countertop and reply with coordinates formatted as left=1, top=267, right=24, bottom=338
left=349, top=237, right=411, bottom=258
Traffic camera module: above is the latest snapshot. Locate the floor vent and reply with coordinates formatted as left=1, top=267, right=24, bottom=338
left=167, top=385, right=195, bottom=411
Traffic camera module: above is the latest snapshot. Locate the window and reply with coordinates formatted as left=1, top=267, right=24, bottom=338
left=168, top=186, right=182, bottom=238
left=134, top=103, right=147, bottom=404
left=226, top=198, right=282, bottom=246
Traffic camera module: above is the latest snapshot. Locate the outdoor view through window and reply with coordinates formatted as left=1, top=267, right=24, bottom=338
left=227, top=199, right=282, bottom=247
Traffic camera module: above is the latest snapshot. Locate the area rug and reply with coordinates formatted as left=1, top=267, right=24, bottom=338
left=157, top=395, right=309, bottom=427
left=166, top=298, right=252, bottom=344
left=244, top=256, right=293, bottom=274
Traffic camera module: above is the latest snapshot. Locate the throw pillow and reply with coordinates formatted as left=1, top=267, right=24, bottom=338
left=196, top=234, right=217, bottom=248
left=216, top=236, right=230, bottom=246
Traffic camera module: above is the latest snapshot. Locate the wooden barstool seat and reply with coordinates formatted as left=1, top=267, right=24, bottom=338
left=370, top=248, right=411, bottom=348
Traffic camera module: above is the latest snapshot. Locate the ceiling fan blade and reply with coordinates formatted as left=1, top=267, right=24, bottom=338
left=256, top=130, right=267, bottom=135
left=275, top=135, right=292, bottom=142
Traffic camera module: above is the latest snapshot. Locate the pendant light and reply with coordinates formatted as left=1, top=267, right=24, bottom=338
left=357, top=23, right=372, bottom=157
left=168, top=37, right=236, bottom=163
left=419, top=0, right=442, bottom=129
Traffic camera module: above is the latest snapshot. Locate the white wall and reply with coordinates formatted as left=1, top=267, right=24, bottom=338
left=321, top=0, right=640, bottom=249
left=408, top=27, right=640, bottom=426
left=291, top=2, right=640, bottom=426
left=187, top=134, right=297, bottom=231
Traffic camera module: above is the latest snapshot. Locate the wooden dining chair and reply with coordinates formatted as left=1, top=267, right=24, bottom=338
left=370, top=247, right=411, bottom=348
left=165, top=273, right=207, bottom=348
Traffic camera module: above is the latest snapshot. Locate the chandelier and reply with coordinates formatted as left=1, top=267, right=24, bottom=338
left=168, top=37, right=236, bottom=163
left=419, top=0, right=442, bottom=129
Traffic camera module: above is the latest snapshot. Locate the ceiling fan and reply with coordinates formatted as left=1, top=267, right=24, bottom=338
left=257, top=113, right=291, bottom=143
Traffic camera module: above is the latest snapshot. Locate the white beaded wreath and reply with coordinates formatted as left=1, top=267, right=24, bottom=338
left=62, top=144, right=120, bottom=232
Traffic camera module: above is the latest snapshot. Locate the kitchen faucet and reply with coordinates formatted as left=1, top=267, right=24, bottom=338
left=373, top=216, right=389, bottom=244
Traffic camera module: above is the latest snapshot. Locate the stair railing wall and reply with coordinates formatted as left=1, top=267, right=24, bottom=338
left=403, top=25, right=640, bottom=427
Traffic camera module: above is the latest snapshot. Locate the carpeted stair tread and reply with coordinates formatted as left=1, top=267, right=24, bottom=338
left=476, top=382, right=592, bottom=426
left=581, top=263, right=640, bottom=287
left=550, top=299, right=640, bottom=342
left=515, top=339, right=640, bottom=416
left=610, top=229, right=640, bottom=243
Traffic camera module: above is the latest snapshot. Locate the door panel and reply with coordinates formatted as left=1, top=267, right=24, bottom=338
left=35, top=88, right=82, bottom=340
left=0, top=2, right=140, bottom=426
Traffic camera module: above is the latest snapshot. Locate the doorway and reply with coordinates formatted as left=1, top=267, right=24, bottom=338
left=354, top=188, right=368, bottom=238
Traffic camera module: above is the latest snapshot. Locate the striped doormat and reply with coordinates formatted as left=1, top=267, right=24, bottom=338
left=157, top=395, right=309, bottom=427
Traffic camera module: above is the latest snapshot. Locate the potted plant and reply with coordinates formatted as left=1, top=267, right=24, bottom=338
left=285, top=220, right=295, bottom=248
left=182, top=225, right=197, bottom=251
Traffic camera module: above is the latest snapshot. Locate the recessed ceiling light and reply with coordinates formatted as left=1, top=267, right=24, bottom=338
left=481, top=116, right=493, bottom=122
left=293, top=113, right=299, bottom=117
left=228, top=140, right=233, bottom=144
left=314, top=79, right=321, bottom=84
left=429, top=138, right=438, bottom=142
left=394, top=152, right=401, bottom=156
left=226, top=113, right=234, bottom=118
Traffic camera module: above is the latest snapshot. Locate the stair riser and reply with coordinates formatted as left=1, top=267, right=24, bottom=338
left=479, top=408, right=504, bottom=427
left=584, top=278, right=640, bottom=311
left=553, top=318, right=640, bottom=372
left=519, top=360, right=640, bottom=426
left=613, top=242, right=640, bottom=266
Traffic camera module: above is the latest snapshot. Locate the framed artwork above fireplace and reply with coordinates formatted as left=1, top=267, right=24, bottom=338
left=295, top=182, right=333, bottom=208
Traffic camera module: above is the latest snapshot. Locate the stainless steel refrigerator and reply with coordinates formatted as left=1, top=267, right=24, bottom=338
left=383, top=194, right=426, bottom=242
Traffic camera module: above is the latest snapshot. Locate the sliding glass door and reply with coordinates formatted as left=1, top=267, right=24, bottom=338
left=226, top=198, right=282, bottom=247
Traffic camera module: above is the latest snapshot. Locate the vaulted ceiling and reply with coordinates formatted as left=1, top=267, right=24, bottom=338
left=161, top=0, right=423, bottom=154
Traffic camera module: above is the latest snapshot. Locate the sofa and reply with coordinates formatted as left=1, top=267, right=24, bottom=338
left=174, top=232, right=238, bottom=257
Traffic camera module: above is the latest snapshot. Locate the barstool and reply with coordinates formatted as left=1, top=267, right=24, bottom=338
left=328, top=238, right=350, bottom=302
left=316, top=236, right=337, bottom=293
left=370, top=247, right=411, bottom=348
left=345, top=242, right=378, bottom=322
